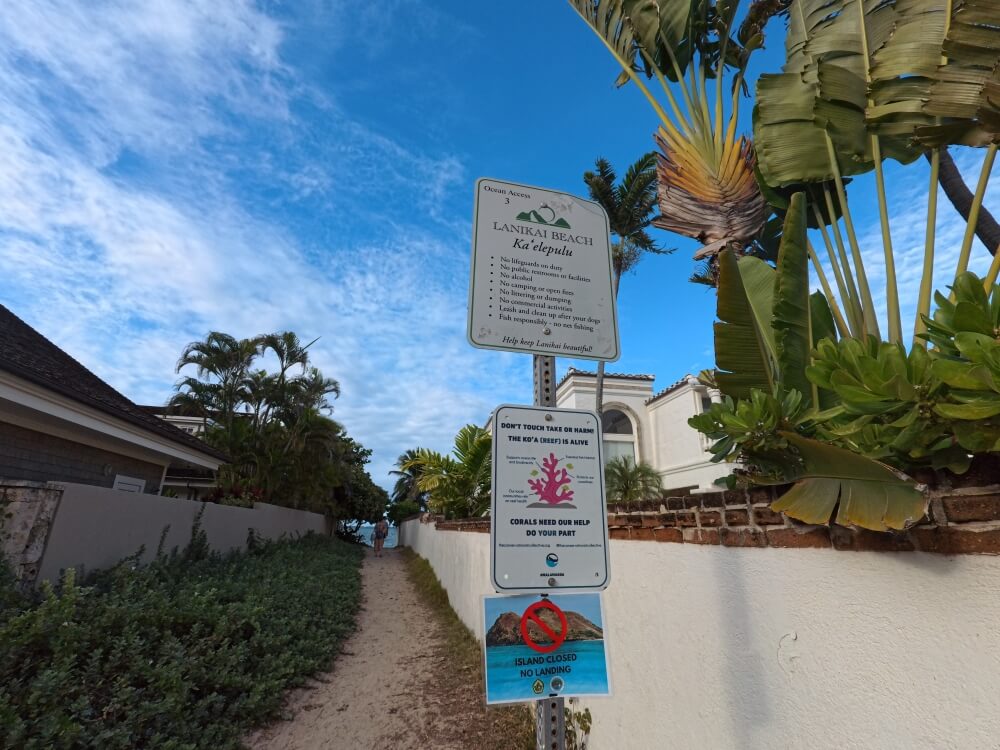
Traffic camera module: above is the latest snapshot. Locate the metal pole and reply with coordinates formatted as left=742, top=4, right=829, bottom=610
left=534, top=354, right=557, bottom=408
left=536, top=695, right=567, bottom=750
left=532, top=353, right=564, bottom=750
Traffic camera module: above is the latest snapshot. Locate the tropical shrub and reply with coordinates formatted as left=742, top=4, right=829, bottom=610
left=604, top=456, right=663, bottom=508
left=0, top=534, right=363, bottom=749
left=169, top=331, right=387, bottom=525
left=403, top=425, right=491, bottom=519
left=387, top=500, right=422, bottom=526
left=571, top=0, right=1000, bottom=531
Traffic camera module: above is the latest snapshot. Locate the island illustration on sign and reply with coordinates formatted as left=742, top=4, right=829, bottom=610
left=485, top=608, right=603, bottom=648
left=515, top=204, right=571, bottom=228
left=528, top=453, right=576, bottom=509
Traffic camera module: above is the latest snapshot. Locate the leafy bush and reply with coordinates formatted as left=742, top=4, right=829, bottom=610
left=690, top=265, right=1000, bottom=529
left=0, top=534, right=363, bottom=749
left=387, top=500, right=422, bottom=526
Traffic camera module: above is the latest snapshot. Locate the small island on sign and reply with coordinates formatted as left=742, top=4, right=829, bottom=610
left=485, top=610, right=603, bottom=647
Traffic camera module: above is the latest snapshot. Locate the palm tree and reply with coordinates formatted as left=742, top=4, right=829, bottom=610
left=171, top=332, right=262, bottom=453
left=389, top=449, right=428, bottom=509
left=260, top=331, right=316, bottom=379
left=604, top=456, right=662, bottom=509
left=403, top=425, right=492, bottom=518
left=583, top=153, right=671, bottom=416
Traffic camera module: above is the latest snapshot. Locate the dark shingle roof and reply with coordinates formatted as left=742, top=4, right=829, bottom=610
left=556, top=367, right=655, bottom=390
left=0, top=305, right=226, bottom=462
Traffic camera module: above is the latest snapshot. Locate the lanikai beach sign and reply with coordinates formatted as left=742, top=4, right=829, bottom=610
left=467, top=178, right=619, bottom=361
left=491, top=404, right=610, bottom=593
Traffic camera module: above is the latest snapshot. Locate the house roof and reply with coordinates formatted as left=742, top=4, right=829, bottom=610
left=556, top=367, right=655, bottom=390
left=0, top=305, right=227, bottom=462
left=645, top=375, right=702, bottom=406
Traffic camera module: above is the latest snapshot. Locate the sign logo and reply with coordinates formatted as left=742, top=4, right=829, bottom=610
left=520, top=599, right=569, bottom=654
left=545, top=553, right=559, bottom=568
left=550, top=677, right=564, bottom=693
left=528, top=453, right=576, bottom=508
left=515, top=204, right=571, bottom=228
left=532, top=678, right=545, bottom=695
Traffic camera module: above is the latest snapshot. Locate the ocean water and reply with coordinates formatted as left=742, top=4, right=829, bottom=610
left=485, top=640, right=609, bottom=703
left=359, top=523, right=398, bottom=548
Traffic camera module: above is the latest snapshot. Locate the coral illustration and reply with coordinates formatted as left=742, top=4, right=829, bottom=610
left=527, top=453, right=574, bottom=505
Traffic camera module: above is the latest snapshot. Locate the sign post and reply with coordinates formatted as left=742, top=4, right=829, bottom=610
left=468, top=178, right=618, bottom=750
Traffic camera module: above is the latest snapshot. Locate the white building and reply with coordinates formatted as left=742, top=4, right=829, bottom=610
left=555, top=368, right=724, bottom=492
left=139, top=406, right=217, bottom=500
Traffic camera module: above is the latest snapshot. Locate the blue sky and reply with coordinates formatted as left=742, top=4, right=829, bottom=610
left=0, top=2, right=997, bottom=488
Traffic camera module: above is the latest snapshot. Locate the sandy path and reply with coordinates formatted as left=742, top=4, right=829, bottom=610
left=246, top=548, right=469, bottom=750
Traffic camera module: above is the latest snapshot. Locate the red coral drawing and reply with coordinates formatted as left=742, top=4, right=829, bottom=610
left=528, top=453, right=574, bottom=504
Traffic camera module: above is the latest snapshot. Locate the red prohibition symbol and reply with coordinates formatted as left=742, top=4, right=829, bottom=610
left=520, top=599, right=568, bottom=654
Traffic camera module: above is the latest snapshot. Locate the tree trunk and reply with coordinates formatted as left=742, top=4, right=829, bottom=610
left=594, top=272, right=622, bottom=417
left=930, top=148, right=1000, bottom=257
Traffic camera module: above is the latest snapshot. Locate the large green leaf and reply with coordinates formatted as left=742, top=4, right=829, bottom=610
left=772, top=192, right=812, bottom=404
left=770, top=431, right=927, bottom=530
left=809, top=291, right=840, bottom=409
left=918, top=0, right=1000, bottom=146
left=736, top=255, right=777, bottom=362
left=568, top=0, right=643, bottom=80
left=754, top=0, right=961, bottom=187
left=714, top=249, right=776, bottom=398
left=568, top=0, right=700, bottom=84
left=809, top=292, right=838, bottom=347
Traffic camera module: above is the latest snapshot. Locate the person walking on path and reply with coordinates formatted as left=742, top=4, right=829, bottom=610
left=372, top=518, right=389, bottom=557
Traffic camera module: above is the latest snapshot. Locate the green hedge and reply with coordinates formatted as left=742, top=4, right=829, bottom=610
left=0, top=533, right=363, bottom=749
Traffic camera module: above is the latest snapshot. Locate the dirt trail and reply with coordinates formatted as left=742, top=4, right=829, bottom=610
left=247, top=548, right=486, bottom=750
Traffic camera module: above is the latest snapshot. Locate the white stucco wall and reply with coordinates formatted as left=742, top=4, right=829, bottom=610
left=556, top=376, right=654, bottom=464
left=37, top=483, right=327, bottom=583
left=648, top=383, right=720, bottom=491
left=401, top=518, right=1000, bottom=749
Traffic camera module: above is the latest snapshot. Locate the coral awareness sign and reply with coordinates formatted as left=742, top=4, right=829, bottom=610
left=490, top=404, right=610, bottom=593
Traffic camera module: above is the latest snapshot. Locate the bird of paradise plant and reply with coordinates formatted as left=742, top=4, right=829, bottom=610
left=568, top=0, right=773, bottom=282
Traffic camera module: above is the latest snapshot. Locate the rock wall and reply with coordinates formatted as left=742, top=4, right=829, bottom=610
left=0, top=480, right=62, bottom=588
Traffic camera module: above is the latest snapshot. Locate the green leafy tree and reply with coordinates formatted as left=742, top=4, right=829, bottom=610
left=388, top=449, right=429, bottom=508
left=403, top=425, right=491, bottom=519
left=168, top=331, right=377, bottom=525
left=604, top=456, right=663, bottom=509
left=583, top=153, right=671, bottom=415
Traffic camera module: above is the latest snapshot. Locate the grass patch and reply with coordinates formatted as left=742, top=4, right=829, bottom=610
left=0, top=533, right=363, bottom=749
left=402, top=548, right=535, bottom=750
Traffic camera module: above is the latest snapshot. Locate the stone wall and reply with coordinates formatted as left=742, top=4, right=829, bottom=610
left=0, top=480, right=62, bottom=588
left=605, top=485, right=1000, bottom=554
left=0, top=422, right=165, bottom=492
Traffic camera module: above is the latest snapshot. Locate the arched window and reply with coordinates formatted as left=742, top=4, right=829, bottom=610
left=602, top=408, right=636, bottom=464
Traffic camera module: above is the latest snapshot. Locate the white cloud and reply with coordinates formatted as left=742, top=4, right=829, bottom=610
left=0, top=1, right=520, bottom=488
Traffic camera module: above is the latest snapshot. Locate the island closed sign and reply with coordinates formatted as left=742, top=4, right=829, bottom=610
left=468, top=178, right=619, bottom=361
left=491, top=404, right=610, bottom=593
left=482, top=593, right=611, bottom=704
